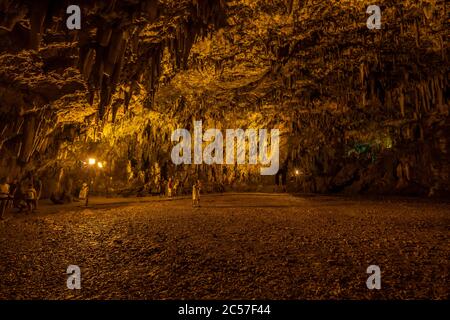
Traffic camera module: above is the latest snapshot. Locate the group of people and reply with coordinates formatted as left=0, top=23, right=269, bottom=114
left=166, top=178, right=202, bottom=207
left=0, top=177, right=40, bottom=220
left=0, top=174, right=204, bottom=219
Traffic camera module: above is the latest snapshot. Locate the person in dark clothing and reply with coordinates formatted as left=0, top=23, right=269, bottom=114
left=31, top=176, right=42, bottom=210
left=9, top=179, right=19, bottom=197
left=25, top=184, right=37, bottom=213
left=12, top=182, right=27, bottom=213
left=0, top=177, right=10, bottom=220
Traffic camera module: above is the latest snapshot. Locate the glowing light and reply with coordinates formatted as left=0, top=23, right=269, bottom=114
left=88, top=158, right=96, bottom=165
left=97, top=162, right=103, bottom=169
left=295, top=169, right=299, bottom=176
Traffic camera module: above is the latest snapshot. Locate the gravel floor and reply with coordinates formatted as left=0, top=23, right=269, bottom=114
left=0, top=193, right=448, bottom=300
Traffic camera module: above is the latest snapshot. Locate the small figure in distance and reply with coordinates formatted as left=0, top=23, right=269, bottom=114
left=167, top=177, right=173, bottom=198
left=173, top=178, right=179, bottom=197
left=192, top=180, right=201, bottom=208
left=78, top=182, right=89, bottom=207
left=79, top=182, right=89, bottom=200
left=12, top=181, right=27, bottom=213
left=25, top=183, right=38, bottom=214
left=0, top=177, right=10, bottom=220
left=8, top=178, right=19, bottom=211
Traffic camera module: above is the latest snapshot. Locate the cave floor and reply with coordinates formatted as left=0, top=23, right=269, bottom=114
left=0, top=193, right=448, bottom=300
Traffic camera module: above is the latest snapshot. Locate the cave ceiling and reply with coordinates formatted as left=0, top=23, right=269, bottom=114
left=0, top=0, right=445, bottom=121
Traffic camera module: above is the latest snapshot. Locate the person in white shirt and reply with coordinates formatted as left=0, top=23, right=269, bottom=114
left=25, top=184, right=37, bottom=214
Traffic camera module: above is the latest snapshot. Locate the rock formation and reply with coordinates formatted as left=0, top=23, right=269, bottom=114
left=0, top=0, right=448, bottom=197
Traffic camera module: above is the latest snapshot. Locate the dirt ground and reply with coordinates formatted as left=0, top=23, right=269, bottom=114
left=0, top=193, right=448, bottom=300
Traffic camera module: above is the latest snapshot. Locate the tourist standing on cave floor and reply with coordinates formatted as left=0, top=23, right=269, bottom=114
left=8, top=178, right=20, bottom=211
left=173, top=178, right=179, bottom=196
left=192, top=180, right=201, bottom=207
left=79, top=183, right=89, bottom=200
left=78, top=182, right=89, bottom=206
left=9, top=178, right=19, bottom=198
left=167, top=178, right=173, bottom=198
left=32, top=176, right=42, bottom=210
left=25, top=184, right=38, bottom=214
left=0, top=178, right=10, bottom=220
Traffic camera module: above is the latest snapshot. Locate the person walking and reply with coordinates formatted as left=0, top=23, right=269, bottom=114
left=0, top=178, right=11, bottom=220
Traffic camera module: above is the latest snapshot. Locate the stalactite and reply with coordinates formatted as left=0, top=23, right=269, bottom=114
left=414, top=19, right=420, bottom=48
left=19, top=115, right=36, bottom=163
left=82, top=49, right=96, bottom=79
left=111, top=38, right=127, bottom=90
left=419, top=83, right=427, bottom=113
left=92, top=47, right=105, bottom=90
left=430, top=77, right=435, bottom=106
left=98, top=26, right=113, bottom=47
left=399, top=86, right=405, bottom=117
left=414, top=87, right=419, bottom=114
left=105, top=30, right=124, bottom=76
left=99, top=75, right=112, bottom=120
left=359, top=63, right=366, bottom=86
left=29, top=0, right=48, bottom=49
left=436, top=75, right=444, bottom=112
